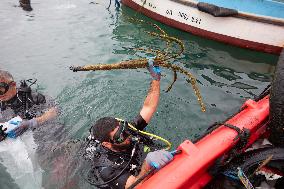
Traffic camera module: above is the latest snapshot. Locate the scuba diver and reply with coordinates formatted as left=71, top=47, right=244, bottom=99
left=82, top=59, right=174, bottom=189
left=0, top=69, right=57, bottom=142
left=0, top=70, right=58, bottom=189
left=0, top=70, right=46, bottom=118
left=0, top=70, right=57, bottom=141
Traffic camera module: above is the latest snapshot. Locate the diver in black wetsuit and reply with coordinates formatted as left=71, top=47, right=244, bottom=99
left=0, top=70, right=57, bottom=142
left=83, top=59, right=174, bottom=189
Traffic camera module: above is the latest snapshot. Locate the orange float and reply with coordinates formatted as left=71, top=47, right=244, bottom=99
left=137, top=96, right=270, bottom=189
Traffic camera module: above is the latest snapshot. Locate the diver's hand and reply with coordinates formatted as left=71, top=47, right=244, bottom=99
left=147, top=57, right=161, bottom=81
left=8, top=119, right=38, bottom=138
left=36, top=107, right=58, bottom=124
left=145, top=150, right=173, bottom=169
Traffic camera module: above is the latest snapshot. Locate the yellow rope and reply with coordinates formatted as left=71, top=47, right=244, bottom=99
left=115, top=118, right=172, bottom=150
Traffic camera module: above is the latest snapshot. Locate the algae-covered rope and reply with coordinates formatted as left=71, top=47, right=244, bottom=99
left=70, top=59, right=206, bottom=112
left=126, top=17, right=183, bottom=61
left=146, top=32, right=185, bottom=61
left=70, top=11, right=206, bottom=112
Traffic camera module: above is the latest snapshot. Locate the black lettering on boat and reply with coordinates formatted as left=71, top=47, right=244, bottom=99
left=179, top=12, right=188, bottom=20
left=191, top=16, right=202, bottom=24
left=166, top=9, right=173, bottom=15
left=148, top=2, right=156, bottom=9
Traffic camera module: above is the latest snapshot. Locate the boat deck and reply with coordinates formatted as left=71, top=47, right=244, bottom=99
left=200, top=0, right=284, bottom=19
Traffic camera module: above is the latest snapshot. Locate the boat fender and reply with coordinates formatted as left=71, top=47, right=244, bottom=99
left=197, top=2, right=238, bottom=17
left=269, top=49, right=284, bottom=146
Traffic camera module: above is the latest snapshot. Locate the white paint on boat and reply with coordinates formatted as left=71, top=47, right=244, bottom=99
left=126, top=0, right=284, bottom=53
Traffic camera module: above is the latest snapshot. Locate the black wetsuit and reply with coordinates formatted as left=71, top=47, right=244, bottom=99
left=0, top=89, right=46, bottom=142
left=0, top=90, right=46, bottom=121
left=85, top=115, right=149, bottom=189
left=0, top=87, right=49, bottom=189
left=0, top=86, right=70, bottom=189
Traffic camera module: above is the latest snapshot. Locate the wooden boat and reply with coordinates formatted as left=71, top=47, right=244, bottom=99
left=121, top=0, right=284, bottom=54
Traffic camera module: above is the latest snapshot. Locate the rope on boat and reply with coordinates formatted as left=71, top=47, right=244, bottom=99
left=237, top=167, right=255, bottom=189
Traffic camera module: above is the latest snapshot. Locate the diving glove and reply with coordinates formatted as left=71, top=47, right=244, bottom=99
left=145, top=149, right=173, bottom=169
left=147, top=57, right=161, bottom=81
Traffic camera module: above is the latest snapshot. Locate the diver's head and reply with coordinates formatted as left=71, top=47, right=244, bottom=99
left=0, top=70, right=17, bottom=102
left=90, top=117, right=132, bottom=152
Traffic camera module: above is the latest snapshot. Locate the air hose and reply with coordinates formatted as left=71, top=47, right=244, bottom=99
left=115, top=118, right=172, bottom=150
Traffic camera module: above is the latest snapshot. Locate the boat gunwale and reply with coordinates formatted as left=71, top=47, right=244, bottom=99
left=169, top=0, right=284, bottom=26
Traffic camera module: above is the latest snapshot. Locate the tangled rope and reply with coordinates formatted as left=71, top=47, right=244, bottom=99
left=70, top=18, right=206, bottom=112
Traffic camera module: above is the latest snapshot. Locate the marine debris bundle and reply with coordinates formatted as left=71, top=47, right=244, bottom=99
left=70, top=18, right=206, bottom=112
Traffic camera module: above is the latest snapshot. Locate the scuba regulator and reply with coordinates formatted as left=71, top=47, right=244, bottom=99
left=112, top=119, right=152, bottom=145
left=113, top=118, right=172, bottom=149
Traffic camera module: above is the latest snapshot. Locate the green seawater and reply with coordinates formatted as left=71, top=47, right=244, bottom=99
left=0, top=0, right=279, bottom=188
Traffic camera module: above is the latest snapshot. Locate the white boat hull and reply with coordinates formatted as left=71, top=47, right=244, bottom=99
left=122, top=0, right=284, bottom=54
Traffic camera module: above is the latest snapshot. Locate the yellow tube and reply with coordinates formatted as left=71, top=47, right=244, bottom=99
left=115, top=118, right=172, bottom=150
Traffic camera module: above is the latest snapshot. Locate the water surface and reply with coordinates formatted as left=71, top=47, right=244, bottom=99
left=0, top=0, right=278, bottom=188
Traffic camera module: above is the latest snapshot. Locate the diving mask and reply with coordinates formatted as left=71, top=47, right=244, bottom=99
left=112, top=120, right=130, bottom=144
left=0, top=81, right=15, bottom=96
